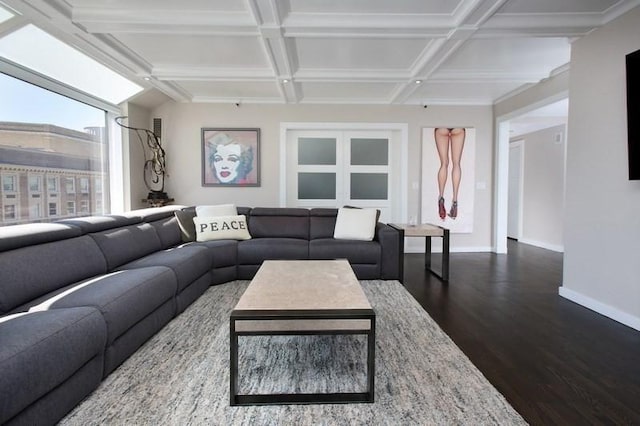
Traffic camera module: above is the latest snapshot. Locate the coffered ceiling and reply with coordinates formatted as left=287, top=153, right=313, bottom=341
left=2, top=0, right=639, bottom=106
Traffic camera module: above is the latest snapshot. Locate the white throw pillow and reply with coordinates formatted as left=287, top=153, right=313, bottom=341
left=193, top=215, right=251, bottom=241
left=195, top=204, right=237, bottom=217
left=333, top=207, right=378, bottom=241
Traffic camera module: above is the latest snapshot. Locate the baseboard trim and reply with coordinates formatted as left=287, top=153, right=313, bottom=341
left=519, top=238, right=564, bottom=253
left=559, top=287, right=640, bottom=331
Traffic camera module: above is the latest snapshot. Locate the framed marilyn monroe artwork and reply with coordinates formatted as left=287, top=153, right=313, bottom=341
left=201, top=128, right=260, bottom=187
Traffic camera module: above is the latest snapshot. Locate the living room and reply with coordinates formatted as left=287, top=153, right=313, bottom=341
left=1, top=0, right=639, bottom=424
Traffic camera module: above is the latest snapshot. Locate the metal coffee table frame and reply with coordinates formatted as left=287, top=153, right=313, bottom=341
left=230, top=308, right=376, bottom=406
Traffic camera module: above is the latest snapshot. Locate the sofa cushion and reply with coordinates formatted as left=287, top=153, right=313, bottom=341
left=238, top=238, right=308, bottom=264
left=0, top=307, right=106, bottom=425
left=195, top=239, right=238, bottom=268
left=175, top=208, right=197, bottom=242
left=90, top=223, right=163, bottom=270
left=120, top=245, right=212, bottom=292
left=150, top=216, right=182, bottom=248
left=309, top=238, right=381, bottom=264
left=248, top=208, right=309, bottom=239
left=0, top=223, right=81, bottom=253
left=310, top=208, right=338, bottom=239
left=0, top=235, right=107, bottom=315
left=57, top=215, right=141, bottom=233
left=29, top=267, right=177, bottom=346
left=194, top=215, right=251, bottom=242
left=333, top=207, right=378, bottom=241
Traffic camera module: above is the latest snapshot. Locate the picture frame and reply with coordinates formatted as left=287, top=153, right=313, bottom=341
left=421, top=127, right=476, bottom=233
left=201, top=128, right=260, bottom=187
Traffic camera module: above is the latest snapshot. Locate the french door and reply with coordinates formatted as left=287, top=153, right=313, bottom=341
left=285, top=129, right=396, bottom=222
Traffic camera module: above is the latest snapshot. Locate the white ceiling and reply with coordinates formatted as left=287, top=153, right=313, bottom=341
left=2, top=0, right=639, bottom=107
left=509, top=98, right=569, bottom=138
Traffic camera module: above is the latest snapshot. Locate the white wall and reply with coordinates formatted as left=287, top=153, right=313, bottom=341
left=120, top=102, right=151, bottom=210
left=515, top=124, right=566, bottom=252
left=151, top=102, right=495, bottom=251
left=561, top=6, right=640, bottom=330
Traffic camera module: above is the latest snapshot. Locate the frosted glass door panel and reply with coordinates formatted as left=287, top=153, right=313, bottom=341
left=286, top=128, right=398, bottom=221
left=298, top=173, right=336, bottom=199
left=350, top=173, right=388, bottom=200
left=350, top=138, right=388, bottom=165
left=298, top=138, right=336, bottom=165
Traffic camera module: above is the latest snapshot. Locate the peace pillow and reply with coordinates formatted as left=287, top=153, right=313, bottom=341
left=193, top=215, right=251, bottom=242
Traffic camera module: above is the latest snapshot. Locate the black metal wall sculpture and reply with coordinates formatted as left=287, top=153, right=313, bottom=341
left=115, top=116, right=170, bottom=204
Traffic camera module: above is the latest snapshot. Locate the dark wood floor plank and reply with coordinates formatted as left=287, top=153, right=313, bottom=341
left=402, top=241, right=640, bottom=425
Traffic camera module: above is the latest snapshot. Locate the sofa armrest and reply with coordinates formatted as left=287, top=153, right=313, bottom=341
left=376, top=223, right=404, bottom=281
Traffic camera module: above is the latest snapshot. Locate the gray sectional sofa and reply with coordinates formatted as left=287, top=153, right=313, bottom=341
left=0, top=205, right=403, bottom=425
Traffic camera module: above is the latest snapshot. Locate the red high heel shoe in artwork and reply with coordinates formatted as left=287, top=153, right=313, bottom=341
left=448, top=201, right=458, bottom=219
left=438, top=197, right=446, bottom=220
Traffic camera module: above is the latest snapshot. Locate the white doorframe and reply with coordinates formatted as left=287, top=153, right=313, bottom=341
left=280, top=122, right=408, bottom=222
left=494, top=91, right=568, bottom=253
left=507, top=140, right=524, bottom=240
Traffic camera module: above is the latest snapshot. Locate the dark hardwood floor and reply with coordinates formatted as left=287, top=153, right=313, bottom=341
left=402, top=240, right=640, bottom=425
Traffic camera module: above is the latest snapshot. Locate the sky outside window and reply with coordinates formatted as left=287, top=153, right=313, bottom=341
left=0, top=72, right=105, bottom=130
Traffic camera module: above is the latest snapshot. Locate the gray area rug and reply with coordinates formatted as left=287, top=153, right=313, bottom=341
left=61, top=280, right=526, bottom=425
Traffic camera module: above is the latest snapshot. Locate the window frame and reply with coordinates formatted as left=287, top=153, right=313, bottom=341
left=1, top=56, right=125, bottom=217
left=47, top=176, right=59, bottom=194
left=65, top=177, right=76, bottom=194
left=2, top=174, right=17, bottom=192
left=79, top=177, right=90, bottom=194
left=3, top=204, right=16, bottom=221
left=28, top=174, right=42, bottom=193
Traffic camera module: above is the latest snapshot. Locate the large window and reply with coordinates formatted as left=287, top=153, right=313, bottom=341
left=0, top=12, right=143, bottom=226
left=0, top=72, right=110, bottom=225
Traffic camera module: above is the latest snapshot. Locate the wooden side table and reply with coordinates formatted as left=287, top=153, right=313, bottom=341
left=390, top=223, right=450, bottom=282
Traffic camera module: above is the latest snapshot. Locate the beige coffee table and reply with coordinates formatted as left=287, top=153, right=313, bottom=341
left=229, top=259, right=376, bottom=406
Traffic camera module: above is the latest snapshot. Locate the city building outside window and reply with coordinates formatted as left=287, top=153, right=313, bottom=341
left=28, top=175, right=42, bottom=192
left=3, top=204, right=16, bottom=220
left=0, top=13, right=140, bottom=226
left=1, top=72, right=112, bottom=226
left=29, top=202, right=42, bottom=219
left=2, top=174, right=17, bottom=192
left=47, top=176, right=59, bottom=193
left=79, top=177, right=89, bottom=194
left=65, top=177, right=76, bottom=194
